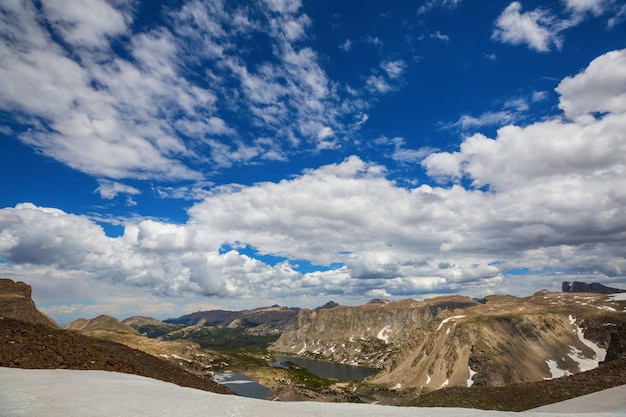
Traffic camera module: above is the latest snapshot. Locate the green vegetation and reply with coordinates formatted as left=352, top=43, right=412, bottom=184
left=282, top=365, right=334, bottom=390
left=359, top=338, right=387, bottom=354
left=132, top=323, right=184, bottom=338
left=415, top=384, right=579, bottom=411
left=224, top=347, right=271, bottom=368
left=160, top=326, right=280, bottom=350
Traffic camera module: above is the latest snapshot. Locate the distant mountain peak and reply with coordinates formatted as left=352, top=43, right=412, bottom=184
left=66, top=314, right=138, bottom=334
left=367, top=298, right=390, bottom=304
left=314, top=301, right=340, bottom=311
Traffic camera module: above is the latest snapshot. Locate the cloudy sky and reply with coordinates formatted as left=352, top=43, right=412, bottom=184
left=1, top=0, right=625, bottom=324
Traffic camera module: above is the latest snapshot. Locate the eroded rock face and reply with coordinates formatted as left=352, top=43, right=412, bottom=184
left=272, top=291, right=626, bottom=393
left=0, top=278, right=59, bottom=328
left=562, top=281, right=626, bottom=294
left=270, top=296, right=479, bottom=368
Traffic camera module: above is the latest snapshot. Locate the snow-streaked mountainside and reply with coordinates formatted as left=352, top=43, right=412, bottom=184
left=1, top=367, right=625, bottom=417
left=271, top=292, right=626, bottom=391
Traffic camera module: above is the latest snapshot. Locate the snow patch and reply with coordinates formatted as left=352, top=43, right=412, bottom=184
left=377, top=326, right=392, bottom=344
left=13, top=367, right=605, bottom=417
left=436, top=315, right=465, bottom=331
left=297, top=342, right=307, bottom=355
left=566, top=316, right=607, bottom=372
left=159, top=353, right=185, bottom=361
left=544, top=359, right=572, bottom=380
left=426, top=374, right=431, bottom=384
left=609, top=293, right=626, bottom=301
left=440, top=379, right=449, bottom=388
left=467, top=366, right=477, bottom=387
left=212, top=373, right=254, bottom=385
left=391, top=383, right=402, bottom=390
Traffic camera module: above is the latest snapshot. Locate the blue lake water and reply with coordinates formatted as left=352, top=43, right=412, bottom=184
left=269, top=356, right=379, bottom=381
left=212, top=372, right=271, bottom=399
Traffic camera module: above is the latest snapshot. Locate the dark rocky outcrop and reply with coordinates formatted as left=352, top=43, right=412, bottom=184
left=562, top=281, right=626, bottom=294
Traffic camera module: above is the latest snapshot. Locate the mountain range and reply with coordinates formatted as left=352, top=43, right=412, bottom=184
left=1, top=277, right=625, bottom=410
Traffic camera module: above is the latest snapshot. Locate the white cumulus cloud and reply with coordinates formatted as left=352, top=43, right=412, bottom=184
left=492, top=2, right=561, bottom=52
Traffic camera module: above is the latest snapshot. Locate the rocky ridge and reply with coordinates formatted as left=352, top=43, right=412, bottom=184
left=563, top=281, right=626, bottom=294
left=271, top=296, right=479, bottom=368
left=165, top=305, right=300, bottom=336
left=67, top=315, right=139, bottom=334
left=271, top=291, right=626, bottom=393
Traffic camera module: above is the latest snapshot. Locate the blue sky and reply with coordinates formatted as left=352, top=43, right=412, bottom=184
left=1, top=0, right=625, bottom=324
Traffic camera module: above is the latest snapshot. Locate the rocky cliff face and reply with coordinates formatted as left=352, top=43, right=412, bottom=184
left=271, top=292, right=626, bottom=392
left=0, top=278, right=59, bottom=328
left=270, top=296, right=479, bottom=367
left=562, top=281, right=626, bottom=294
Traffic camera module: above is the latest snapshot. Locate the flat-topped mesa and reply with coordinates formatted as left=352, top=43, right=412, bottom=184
left=0, top=278, right=59, bottom=328
left=0, top=278, right=32, bottom=298
left=562, top=281, right=626, bottom=294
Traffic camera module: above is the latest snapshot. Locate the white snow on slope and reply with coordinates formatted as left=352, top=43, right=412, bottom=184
left=530, top=385, right=626, bottom=414
left=568, top=315, right=607, bottom=372
left=467, top=366, right=477, bottom=387
left=544, top=359, right=572, bottom=380
left=436, top=315, right=465, bottom=331
left=2, top=368, right=626, bottom=416
left=377, top=326, right=392, bottom=344
left=609, top=293, right=626, bottom=302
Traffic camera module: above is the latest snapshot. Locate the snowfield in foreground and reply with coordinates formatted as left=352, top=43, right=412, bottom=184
left=1, top=367, right=625, bottom=417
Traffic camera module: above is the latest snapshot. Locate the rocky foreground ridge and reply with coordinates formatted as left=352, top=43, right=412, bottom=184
left=0, top=279, right=232, bottom=395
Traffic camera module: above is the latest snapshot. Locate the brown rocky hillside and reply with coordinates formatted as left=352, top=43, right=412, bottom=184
left=0, top=278, right=232, bottom=395
left=0, top=316, right=233, bottom=394
left=272, top=291, right=626, bottom=394
left=413, top=323, right=626, bottom=411
left=271, top=296, right=479, bottom=368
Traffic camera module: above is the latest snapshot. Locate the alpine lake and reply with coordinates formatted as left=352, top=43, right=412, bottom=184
left=213, top=356, right=379, bottom=399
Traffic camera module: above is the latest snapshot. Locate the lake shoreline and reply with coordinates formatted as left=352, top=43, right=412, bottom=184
left=269, top=355, right=379, bottom=382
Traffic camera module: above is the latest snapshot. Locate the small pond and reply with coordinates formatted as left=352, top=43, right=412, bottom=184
left=212, top=372, right=271, bottom=399
left=269, top=356, right=379, bottom=381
